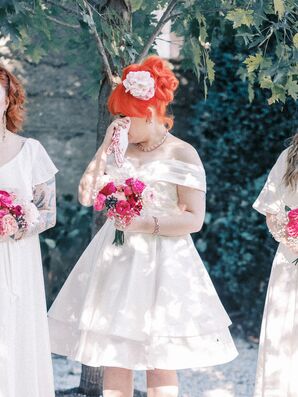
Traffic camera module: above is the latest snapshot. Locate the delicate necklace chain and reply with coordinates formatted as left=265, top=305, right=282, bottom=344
left=136, top=131, right=169, bottom=152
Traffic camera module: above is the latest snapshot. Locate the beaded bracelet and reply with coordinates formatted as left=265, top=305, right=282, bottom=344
left=152, top=216, right=160, bottom=235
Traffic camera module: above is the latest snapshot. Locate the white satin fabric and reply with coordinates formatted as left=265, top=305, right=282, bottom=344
left=0, top=138, right=58, bottom=397
left=48, top=156, right=238, bottom=370
left=253, top=148, right=298, bottom=397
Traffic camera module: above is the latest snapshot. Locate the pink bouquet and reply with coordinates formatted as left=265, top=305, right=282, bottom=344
left=285, top=206, right=298, bottom=265
left=93, top=178, right=147, bottom=246
left=0, top=190, right=28, bottom=238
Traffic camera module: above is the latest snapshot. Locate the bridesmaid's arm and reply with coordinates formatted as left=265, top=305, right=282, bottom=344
left=13, top=177, right=57, bottom=240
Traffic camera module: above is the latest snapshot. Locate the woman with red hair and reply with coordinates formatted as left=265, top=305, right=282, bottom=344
left=0, top=65, right=58, bottom=397
left=49, top=56, right=237, bottom=396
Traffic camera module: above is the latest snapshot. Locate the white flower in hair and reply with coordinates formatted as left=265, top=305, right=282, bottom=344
left=122, top=71, right=155, bottom=100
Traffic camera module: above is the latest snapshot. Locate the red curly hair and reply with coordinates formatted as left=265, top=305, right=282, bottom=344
left=108, top=55, right=179, bottom=130
left=0, top=65, right=26, bottom=133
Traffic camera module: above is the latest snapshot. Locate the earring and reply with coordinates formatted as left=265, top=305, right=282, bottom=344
left=2, top=111, right=7, bottom=142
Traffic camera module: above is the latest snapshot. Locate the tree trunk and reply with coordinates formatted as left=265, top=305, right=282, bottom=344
left=78, top=1, right=131, bottom=395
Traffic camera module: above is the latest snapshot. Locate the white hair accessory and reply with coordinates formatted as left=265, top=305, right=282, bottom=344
left=122, top=71, right=155, bottom=100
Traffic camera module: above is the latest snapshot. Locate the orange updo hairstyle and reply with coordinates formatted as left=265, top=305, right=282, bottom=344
left=108, top=55, right=179, bottom=130
left=0, top=65, right=26, bottom=133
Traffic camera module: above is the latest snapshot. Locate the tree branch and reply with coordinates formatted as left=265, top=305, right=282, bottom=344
left=45, top=15, right=80, bottom=29
left=136, top=0, right=179, bottom=63
left=82, top=0, right=114, bottom=85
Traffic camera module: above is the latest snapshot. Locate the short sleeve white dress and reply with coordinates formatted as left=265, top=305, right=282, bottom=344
left=48, top=155, right=238, bottom=370
left=0, top=138, right=58, bottom=397
left=253, top=149, right=298, bottom=397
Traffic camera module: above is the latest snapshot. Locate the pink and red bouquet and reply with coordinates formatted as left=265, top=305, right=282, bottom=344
left=285, top=206, right=298, bottom=265
left=0, top=190, right=28, bottom=238
left=93, top=178, right=148, bottom=246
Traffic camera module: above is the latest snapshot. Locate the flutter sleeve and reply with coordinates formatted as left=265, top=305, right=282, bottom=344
left=31, top=139, right=58, bottom=186
left=14, top=139, right=58, bottom=240
left=253, top=149, right=288, bottom=216
left=156, top=159, right=207, bottom=192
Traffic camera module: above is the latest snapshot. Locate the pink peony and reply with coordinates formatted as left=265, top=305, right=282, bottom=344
left=100, top=182, right=117, bottom=196
left=0, top=190, right=13, bottom=206
left=288, top=208, right=298, bottom=221
left=287, top=221, right=298, bottom=238
left=124, top=185, right=133, bottom=196
left=0, top=214, right=19, bottom=236
left=115, top=200, right=131, bottom=216
left=0, top=208, right=9, bottom=218
left=94, top=193, right=106, bottom=211
left=131, top=180, right=146, bottom=195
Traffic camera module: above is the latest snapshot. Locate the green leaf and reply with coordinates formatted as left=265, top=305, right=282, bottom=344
left=44, top=238, right=56, bottom=249
left=286, top=76, right=298, bottom=101
left=244, top=53, right=263, bottom=73
left=130, top=0, right=143, bottom=12
left=273, top=0, right=285, bottom=19
left=206, top=53, right=215, bottom=84
left=260, top=75, right=273, bottom=89
left=293, top=33, right=298, bottom=49
left=226, top=8, right=254, bottom=29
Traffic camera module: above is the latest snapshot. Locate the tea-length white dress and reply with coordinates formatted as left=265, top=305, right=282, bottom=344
left=0, top=138, right=58, bottom=397
left=253, top=148, right=298, bottom=397
left=48, top=154, right=238, bottom=370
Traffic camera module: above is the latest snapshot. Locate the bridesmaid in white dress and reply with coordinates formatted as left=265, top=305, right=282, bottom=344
left=48, top=56, right=238, bottom=397
left=0, top=66, right=58, bottom=397
left=253, top=134, right=298, bottom=397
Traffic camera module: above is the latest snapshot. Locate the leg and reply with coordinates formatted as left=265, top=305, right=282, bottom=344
left=146, top=369, right=178, bottom=397
left=103, top=367, right=133, bottom=397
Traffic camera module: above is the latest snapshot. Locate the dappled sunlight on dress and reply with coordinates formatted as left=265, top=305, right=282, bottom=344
left=253, top=148, right=298, bottom=397
left=48, top=156, right=238, bottom=370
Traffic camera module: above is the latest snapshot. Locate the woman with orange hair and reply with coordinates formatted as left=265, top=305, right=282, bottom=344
left=0, top=65, right=58, bottom=397
left=48, top=56, right=237, bottom=396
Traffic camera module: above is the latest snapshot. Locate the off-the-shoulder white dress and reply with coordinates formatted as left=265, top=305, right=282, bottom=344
left=48, top=155, right=238, bottom=370
left=253, top=148, right=298, bottom=397
left=0, top=138, right=58, bottom=397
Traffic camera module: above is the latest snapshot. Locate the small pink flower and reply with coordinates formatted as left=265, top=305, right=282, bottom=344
left=0, top=214, right=19, bottom=236
left=11, top=205, right=23, bottom=217
left=100, top=182, right=117, bottom=196
left=94, top=193, right=106, bottom=211
left=115, top=200, right=131, bottom=216
left=0, top=190, right=13, bottom=206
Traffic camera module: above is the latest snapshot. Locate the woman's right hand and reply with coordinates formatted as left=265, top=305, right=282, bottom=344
left=102, top=116, right=130, bottom=150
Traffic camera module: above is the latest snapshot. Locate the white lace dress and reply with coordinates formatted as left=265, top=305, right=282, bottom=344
left=253, top=148, right=298, bottom=397
left=48, top=156, right=238, bottom=370
left=0, top=138, right=58, bottom=397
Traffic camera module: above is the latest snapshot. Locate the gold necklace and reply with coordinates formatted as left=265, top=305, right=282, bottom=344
left=136, top=131, right=169, bottom=152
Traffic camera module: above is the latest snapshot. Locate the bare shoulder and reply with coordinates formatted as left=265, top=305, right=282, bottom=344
left=167, top=134, right=204, bottom=167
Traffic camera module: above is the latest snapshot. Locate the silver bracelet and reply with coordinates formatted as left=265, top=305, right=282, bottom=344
left=152, top=216, right=160, bottom=235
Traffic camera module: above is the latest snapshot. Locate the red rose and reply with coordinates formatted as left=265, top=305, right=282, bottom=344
left=100, top=182, right=117, bottom=196
left=115, top=200, right=131, bottom=216
left=12, top=205, right=23, bottom=217
left=124, top=185, right=133, bottom=196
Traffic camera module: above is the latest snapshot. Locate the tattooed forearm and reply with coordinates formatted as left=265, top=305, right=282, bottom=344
left=14, top=177, right=57, bottom=240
